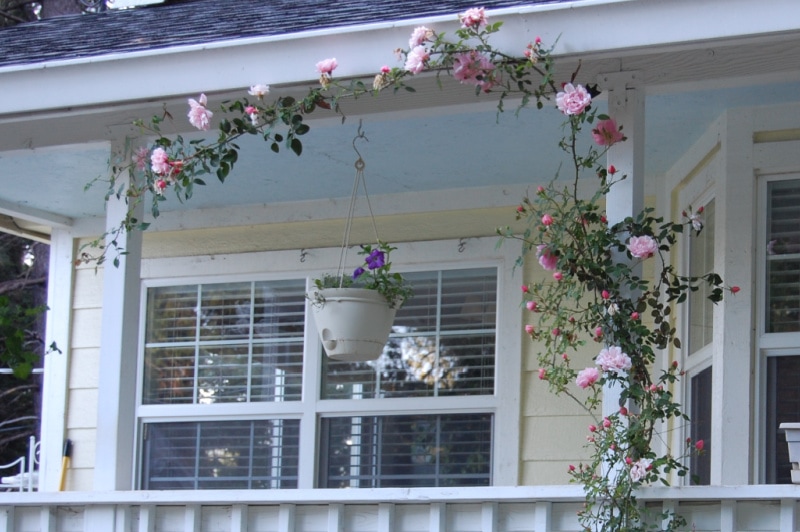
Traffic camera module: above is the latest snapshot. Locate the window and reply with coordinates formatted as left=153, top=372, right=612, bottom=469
left=766, top=180, right=800, bottom=333
left=136, top=240, right=517, bottom=490
left=682, top=197, right=715, bottom=484
left=761, top=176, right=800, bottom=483
left=689, top=367, right=711, bottom=485
left=688, top=199, right=715, bottom=355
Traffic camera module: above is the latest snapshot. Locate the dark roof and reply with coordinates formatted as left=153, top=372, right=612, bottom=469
left=0, top=0, right=567, bottom=68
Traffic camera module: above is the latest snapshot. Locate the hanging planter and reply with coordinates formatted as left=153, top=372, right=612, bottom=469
left=780, top=422, right=800, bottom=483
left=309, top=288, right=400, bottom=361
left=308, top=126, right=412, bottom=362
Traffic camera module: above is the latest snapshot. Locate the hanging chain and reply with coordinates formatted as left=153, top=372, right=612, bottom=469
left=335, top=121, right=381, bottom=286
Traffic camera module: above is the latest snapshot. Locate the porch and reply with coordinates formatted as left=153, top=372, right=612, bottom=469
left=2, top=485, right=800, bottom=532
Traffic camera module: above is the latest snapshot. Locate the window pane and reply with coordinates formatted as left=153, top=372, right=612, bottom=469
left=688, top=199, right=715, bottom=354
left=143, top=346, right=196, bottom=404
left=146, top=285, right=198, bottom=343
left=766, top=180, right=800, bottom=332
left=143, top=280, right=305, bottom=405
left=690, top=367, right=712, bottom=485
left=142, top=419, right=300, bottom=490
left=319, top=413, right=492, bottom=488
left=321, top=269, right=496, bottom=399
left=766, top=355, right=800, bottom=484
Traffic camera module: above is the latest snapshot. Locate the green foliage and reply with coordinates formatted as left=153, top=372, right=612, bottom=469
left=310, top=241, right=412, bottom=309
left=498, top=96, right=724, bottom=531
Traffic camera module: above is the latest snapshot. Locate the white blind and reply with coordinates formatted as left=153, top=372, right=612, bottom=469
left=319, top=413, right=492, bottom=488
left=322, top=268, right=497, bottom=399
left=142, top=419, right=300, bottom=489
left=767, top=180, right=800, bottom=333
left=143, top=280, right=306, bottom=404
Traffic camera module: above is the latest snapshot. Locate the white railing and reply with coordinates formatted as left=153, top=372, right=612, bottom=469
left=1, top=485, right=799, bottom=532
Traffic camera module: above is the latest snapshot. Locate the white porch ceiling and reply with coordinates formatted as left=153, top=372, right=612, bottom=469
left=2, top=77, right=800, bottom=233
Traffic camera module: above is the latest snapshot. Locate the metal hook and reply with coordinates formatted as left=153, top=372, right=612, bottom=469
left=352, top=119, right=369, bottom=165
left=299, top=249, right=308, bottom=263
left=458, top=238, right=467, bottom=253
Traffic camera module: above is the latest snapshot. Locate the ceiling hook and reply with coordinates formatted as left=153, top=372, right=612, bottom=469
left=299, top=249, right=308, bottom=263
left=458, top=238, right=467, bottom=253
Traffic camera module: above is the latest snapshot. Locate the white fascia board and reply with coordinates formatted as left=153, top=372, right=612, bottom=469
left=1, top=0, right=799, bottom=116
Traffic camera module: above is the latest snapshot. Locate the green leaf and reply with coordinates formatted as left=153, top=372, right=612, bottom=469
left=291, top=138, right=303, bottom=156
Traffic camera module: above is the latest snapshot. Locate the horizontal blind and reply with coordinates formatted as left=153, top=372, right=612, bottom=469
left=143, top=280, right=305, bottom=404
left=319, top=413, right=492, bottom=488
left=142, top=419, right=300, bottom=489
left=322, top=268, right=496, bottom=399
left=767, top=180, right=800, bottom=333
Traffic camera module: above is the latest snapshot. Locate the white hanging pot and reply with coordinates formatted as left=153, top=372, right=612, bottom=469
left=780, top=422, right=800, bottom=483
left=309, top=288, right=398, bottom=362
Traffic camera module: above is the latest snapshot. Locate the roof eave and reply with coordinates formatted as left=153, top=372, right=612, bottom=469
left=1, top=0, right=799, bottom=116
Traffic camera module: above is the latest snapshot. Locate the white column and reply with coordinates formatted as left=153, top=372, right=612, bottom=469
left=711, top=110, right=754, bottom=484
left=39, top=228, right=75, bottom=491
left=94, top=139, right=144, bottom=490
left=600, top=71, right=645, bottom=419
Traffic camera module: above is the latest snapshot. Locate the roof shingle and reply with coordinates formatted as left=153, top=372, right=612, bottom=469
left=0, top=0, right=567, bottom=68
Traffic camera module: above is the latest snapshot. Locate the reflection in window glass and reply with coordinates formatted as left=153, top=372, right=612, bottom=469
left=321, top=268, right=496, bottom=399
left=766, top=355, right=800, bottom=484
left=143, top=280, right=305, bottom=405
left=142, top=419, right=300, bottom=489
left=319, top=413, right=492, bottom=488
left=688, top=199, right=715, bottom=354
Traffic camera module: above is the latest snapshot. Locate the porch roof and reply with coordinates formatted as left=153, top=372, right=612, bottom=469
left=1, top=0, right=800, bottom=240
left=0, top=0, right=567, bottom=68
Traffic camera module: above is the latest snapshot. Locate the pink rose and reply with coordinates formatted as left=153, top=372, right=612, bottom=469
left=541, top=214, right=553, bottom=226
left=187, top=93, right=213, bottom=131
left=405, top=45, right=430, bottom=74
left=695, top=439, right=705, bottom=451
left=556, top=83, right=592, bottom=116
left=150, top=147, right=171, bottom=175
left=627, top=235, right=659, bottom=259
left=409, top=26, right=433, bottom=48
left=602, top=417, right=611, bottom=429
left=536, top=244, right=558, bottom=271
left=553, top=272, right=563, bottom=281
left=132, top=146, right=149, bottom=171
left=525, top=324, right=535, bottom=334
left=591, top=118, right=624, bottom=146
left=526, top=301, right=537, bottom=311
left=629, top=458, right=652, bottom=483
left=316, top=58, right=338, bottom=74
left=596, top=346, right=632, bottom=373
left=248, top=84, right=270, bottom=98
left=154, top=179, right=168, bottom=196
left=538, top=368, right=547, bottom=380
left=452, top=51, right=495, bottom=91
left=576, top=367, right=600, bottom=389
left=459, top=7, right=487, bottom=28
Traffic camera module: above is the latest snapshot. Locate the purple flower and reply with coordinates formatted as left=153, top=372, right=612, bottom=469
left=352, top=267, right=365, bottom=280
left=366, top=249, right=385, bottom=270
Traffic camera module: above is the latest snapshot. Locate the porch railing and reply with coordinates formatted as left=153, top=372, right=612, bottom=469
left=1, top=485, right=799, bottom=532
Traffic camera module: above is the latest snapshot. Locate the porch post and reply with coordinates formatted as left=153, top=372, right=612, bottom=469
left=711, top=110, right=754, bottom=484
left=39, top=228, right=75, bottom=491
left=600, top=71, right=645, bottom=419
left=94, top=137, right=143, bottom=490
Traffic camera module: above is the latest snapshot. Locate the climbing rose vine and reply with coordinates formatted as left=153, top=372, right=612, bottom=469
left=84, top=8, right=739, bottom=531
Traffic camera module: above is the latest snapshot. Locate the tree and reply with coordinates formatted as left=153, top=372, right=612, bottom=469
left=0, top=234, right=50, bottom=469
left=0, top=0, right=106, bottom=27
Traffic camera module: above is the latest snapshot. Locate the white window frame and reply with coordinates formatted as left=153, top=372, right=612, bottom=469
left=755, top=172, right=800, bottom=483
left=134, top=237, right=522, bottom=489
left=675, top=181, right=716, bottom=484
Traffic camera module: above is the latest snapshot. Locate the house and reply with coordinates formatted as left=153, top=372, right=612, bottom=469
left=2, top=0, right=800, bottom=529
